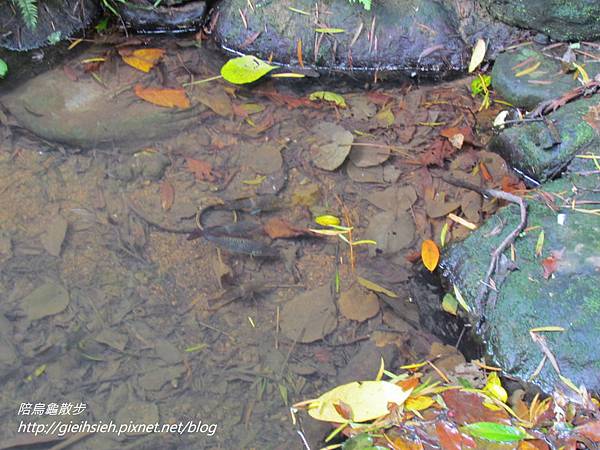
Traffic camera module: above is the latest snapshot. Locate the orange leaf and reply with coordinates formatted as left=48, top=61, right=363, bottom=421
left=479, top=161, right=492, bottom=182
left=160, top=180, right=174, bottom=211
left=186, top=158, right=216, bottom=182
left=421, top=239, right=440, bottom=272
left=519, top=440, right=550, bottom=450
left=575, top=419, right=600, bottom=442
left=120, top=48, right=165, bottom=73
left=134, top=84, right=191, bottom=109
left=436, top=421, right=468, bottom=450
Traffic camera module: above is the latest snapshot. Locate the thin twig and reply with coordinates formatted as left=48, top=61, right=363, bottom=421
left=442, top=176, right=528, bottom=314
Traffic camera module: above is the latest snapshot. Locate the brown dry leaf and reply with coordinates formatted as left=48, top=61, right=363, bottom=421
left=263, top=217, right=307, bottom=239
left=575, top=420, right=600, bottom=442
left=134, top=84, right=191, bottom=109
left=186, top=158, right=216, bottom=182
left=160, top=180, right=174, bottom=211
left=338, top=284, right=380, bottom=322
left=120, top=48, right=165, bottom=73
left=519, top=440, right=550, bottom=450
left=583, top=104, right=600, bottom=132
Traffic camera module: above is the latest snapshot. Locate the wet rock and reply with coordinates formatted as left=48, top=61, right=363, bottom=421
left=440, top=174, right=600, bottom=393
left=0, top=55, right=205, bottom=149
left=40, top=214, right=68, bottom=257
left=118, top=0, right=206, bottom=33
left=482, top=0, right=600, bottom=41
left=492, top=45, right=600, bottom=110
left=213, top=0, right=519, bottom=77
left=489, top=98, right=600, bottom=182
left=0, top=0, right=99, bottom=51
left=115, top=401, right=160, bottom=435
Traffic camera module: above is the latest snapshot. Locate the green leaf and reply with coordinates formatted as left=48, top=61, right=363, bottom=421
left=471, top=74, right=491, bottom=96
left=315, top=28, right=345, bottom=34
left=95, top=17, right=110, bottom=32
left=442, top=293, right=458, bottom=316
left=309, top=91, right=347, bottom=108
left=47, top=31, right=62, bottom=45
left=12, top=0, right=38, bottom=30
left=461, top=422, right=531, bottom=442
left=220, top=55, right=275, bottom=85
left=0, top=58, right=7, bottom=79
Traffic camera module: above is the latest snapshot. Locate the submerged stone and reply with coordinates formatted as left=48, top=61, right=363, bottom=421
left=440, top=174, right=600, bottom=394
left=0, top=53, right=206, bottom=149
left=212, top=0, right=519, bottom=77
left=481, top=0, right=600, bottom=41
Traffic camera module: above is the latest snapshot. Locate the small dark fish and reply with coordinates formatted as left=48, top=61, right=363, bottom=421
left=204, top=234, right=279, bottom=258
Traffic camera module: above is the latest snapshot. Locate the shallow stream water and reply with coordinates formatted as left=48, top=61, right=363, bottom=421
left=0, top=37, right=506, bottom=449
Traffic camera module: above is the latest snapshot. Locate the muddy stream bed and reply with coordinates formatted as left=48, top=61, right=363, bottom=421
left=0, top=38, right=521, bottom=449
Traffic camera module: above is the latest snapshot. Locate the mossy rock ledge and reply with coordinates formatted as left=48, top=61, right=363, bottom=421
left=212, top=0, right=521, bottom=78
left=440, top=173, right=600, bottom=394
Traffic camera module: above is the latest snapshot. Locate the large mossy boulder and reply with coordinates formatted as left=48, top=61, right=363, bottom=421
left=441, top=173, right=600, bottom=394
left=492, top=45, right=600, bottom=111
left=212, top=0, right=519, bottom=77
left=489, top=98, right=600, bottom=182
left=481, top=0, right=600, bottom=41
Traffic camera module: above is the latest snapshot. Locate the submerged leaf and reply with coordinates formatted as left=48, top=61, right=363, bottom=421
left=0, top=58, right=7, bottom=78
left=134, top=85, right=191, bottom=108
left=220, top=55, right=275, bottom=84
left=120, top=48, right=165, bottom=73
left=309, top=91, right=347, bottom=108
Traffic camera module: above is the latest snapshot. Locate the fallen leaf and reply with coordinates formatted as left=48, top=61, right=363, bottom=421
left=575, top=420, right=600, bottom=442
left=338, top=284, right=380, bottom=322
left=186, top=158, right=216, bottom=182
left=120, top=48, right=165, bottom=73
left=421, top=240, right=440, bottom=272
left=263, top=217, right=307, bottom=239
left=541, top=256, right=558, bottom=279
left=460, top=422, right=531, bottom=442
left=160, top=181, right=174, bottom=211
left=220, top=55, right=275, bottom=84
left=357, top=276, right=398, bottom=298
left=304, top=380, right=411, bottom=423
left=468, top=39, right=486, bottom=73
left=134, top=84, right=191, bottom=109
left=308, top=91, right=347, bottom=108
left=311, top=122, right=354, bottom=171
left=436, top=421, right=474, bottom=450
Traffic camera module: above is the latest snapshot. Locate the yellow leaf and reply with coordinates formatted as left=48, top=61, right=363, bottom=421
left=121, top=48, right=165, bottom=73
left=483, top=372, right=508, bottom=403
left=421, top=239, right=440, bottom=272
left=406, top=395, right=435, bottom=412
left=529, top=326, right=565, bottom=332
left=515, top=61, right=541, bottom=77
left=315, top=215, right=341, bottom=227
left=134, top=84, right=191, bottom=109
left=357, top=276, right=398, bottom=298
left=306, top=381, right=412, bottom=422
left=468, top=39, right=486, bottom=73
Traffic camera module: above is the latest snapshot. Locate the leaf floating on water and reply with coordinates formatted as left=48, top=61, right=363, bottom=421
left=120, top=48, right=165, bottom=73
left=468, top=39, right=486, bottom=73
left=308, top=91, right=347, bottom=108
left=304, top=381, right=412, bottom=423
left=529, top=326, right=565, bottom=332
left=220, top=55, right=276, bottom=84
left=421, top=239, right=440, bottom=272
left=134, top=84, right=191, bottom=109
left=461, top=422, right=531, bottom=442
left=315, top=215, right=341, bottom=227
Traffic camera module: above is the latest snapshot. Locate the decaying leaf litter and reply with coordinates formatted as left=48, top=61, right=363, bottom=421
left=1, top=33, right=594, bottom=450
